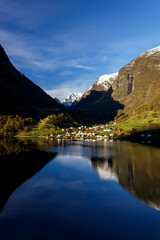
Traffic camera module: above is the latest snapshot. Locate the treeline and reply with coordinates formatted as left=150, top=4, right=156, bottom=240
left=0, top=115, right=34, bottom=137
left=0, top=113, right=79, bottom=137
left=38, top=113, right=79, bottom=129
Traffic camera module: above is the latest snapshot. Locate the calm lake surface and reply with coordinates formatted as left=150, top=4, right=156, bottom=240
left=0, top=139, right=160, bottom=240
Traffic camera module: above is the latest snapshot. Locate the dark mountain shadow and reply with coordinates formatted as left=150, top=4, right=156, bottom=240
left=0, top=140, right=57, bottom=212
left=122, top=128, right=160, bottom=147
left=0, top=45, right=63, bottom=119
left=72, top=87, right=124, bottom=123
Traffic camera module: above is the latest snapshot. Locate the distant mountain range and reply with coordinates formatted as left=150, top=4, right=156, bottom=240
left=54, top=93, right=82, bottom=107
left=69, top=46, right=160, bottom=122
left=1, top=44, right=160, bottom=123
left=0, top=45, right=63, bottom=118
left=62, top=93, right=82, bottom=107
left=64, top=93, right=82, bottom=103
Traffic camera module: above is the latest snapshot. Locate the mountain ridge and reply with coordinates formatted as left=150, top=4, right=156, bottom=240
left=72, top=45, right=160, bottom=122
left=0, top=45, right=63, bottom=118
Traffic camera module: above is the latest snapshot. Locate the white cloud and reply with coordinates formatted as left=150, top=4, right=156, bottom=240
left=0, top=4, right=98, bottom=72
left=0, top=28, right=96, bottom=72
left=101, top=56, right=109, bottom=63
left=66, top=64, right=95, bottom=70
left=60, top=70, right=73, bottom=76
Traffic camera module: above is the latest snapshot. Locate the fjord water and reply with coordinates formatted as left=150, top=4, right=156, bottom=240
left=0, top=140, right=160, bottom=240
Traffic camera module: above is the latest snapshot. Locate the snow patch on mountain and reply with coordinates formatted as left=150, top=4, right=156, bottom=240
left=80, top=86, right=92, bottom=99
left=143, top=46, right=160, bottom=57
left=64, top=93, right=82, bottom=103
left=96, top=72, right=118, bottom=89
left=62, top=93, right=82, bottom=107
left=128, top=46, right=160, bottom=68
left=79, top=73, right=118, bottom=101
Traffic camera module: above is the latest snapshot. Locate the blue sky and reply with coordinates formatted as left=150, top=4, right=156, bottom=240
left=0, top=0, right=160, bottom=100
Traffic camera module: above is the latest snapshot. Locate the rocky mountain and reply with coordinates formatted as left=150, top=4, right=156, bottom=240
left=64, top=93, right=82, bottom=102
left=79, top=73, right=118, bottom=100
left=0, top=45, right=63, bottom=118
left=63, top=93, right=82, bottom=107
left=72, top=46, right=160, bottom=122
left=112, top=46, right=160, bottom=115
left=71, top=73, right=123, bottom=122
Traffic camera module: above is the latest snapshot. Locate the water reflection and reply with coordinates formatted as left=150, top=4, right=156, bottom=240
left=87, top=156, right=117, bottom=181
left=1, top=139, right=160, bottom=213
left=0, top=140, right=160, bottom=240
left=0, top=139, right=56, bottom=212
left=51, top=141, right=160, bottom=211
left=78, top=142, right=160, bottom=211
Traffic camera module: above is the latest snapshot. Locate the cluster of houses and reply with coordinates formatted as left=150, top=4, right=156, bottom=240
left=43, top=123, right=154, bottom=142
left=52, top=124, right=123, bottom=141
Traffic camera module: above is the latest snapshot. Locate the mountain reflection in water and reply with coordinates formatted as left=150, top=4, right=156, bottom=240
left=89, top=142, right=160, bottom=211
left=0, top=140, right=160, bottom=240
left=0, top=139, right=56, bottom=212
left=54, top=141, right=160, bottom=211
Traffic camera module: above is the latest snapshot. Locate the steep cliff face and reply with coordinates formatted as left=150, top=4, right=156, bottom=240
left=113, top=46, right=160, bottom=114
left=74, top=46, right=160, bottom=122
left=0, top=45, right=63, bottom=118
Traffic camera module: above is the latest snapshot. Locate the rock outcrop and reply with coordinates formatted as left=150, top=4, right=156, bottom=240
left=73, top=46, right=160, bottom=122
left=112, top=46, right=160, bottom=114
left=79, top=73, right=118, bottom=101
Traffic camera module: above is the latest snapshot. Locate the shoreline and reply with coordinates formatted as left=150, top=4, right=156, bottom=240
left=15, top=134, right=160, bottom=147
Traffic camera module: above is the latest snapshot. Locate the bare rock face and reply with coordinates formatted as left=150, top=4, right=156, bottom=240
left=113, top=46, right=160, bottom=114
left=75, top=46, right=160, bottom=122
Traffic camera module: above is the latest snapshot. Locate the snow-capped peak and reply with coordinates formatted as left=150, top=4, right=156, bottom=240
left=63, top=93, right=82, bottom=103
left=127, top=46, right=160, bottom=68
left=81, top=86, right=92, bottom=97
left=143, top=46, right=160, bottom=57
left=62, top=93, right=82, bottom=107
left=96, top=73, right=118, bottom=86
left=79, top=73, right=118, bottom=100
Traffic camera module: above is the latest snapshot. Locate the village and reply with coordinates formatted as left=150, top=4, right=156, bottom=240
left=47, top=123, right=123, bottom=141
